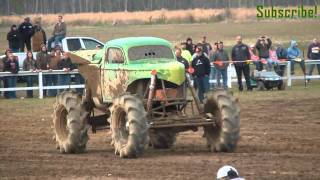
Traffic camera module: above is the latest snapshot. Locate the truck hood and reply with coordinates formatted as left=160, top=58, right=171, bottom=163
left=124, top=60, right=186, bottom=86
left=128, top=60, right=185, bottom=85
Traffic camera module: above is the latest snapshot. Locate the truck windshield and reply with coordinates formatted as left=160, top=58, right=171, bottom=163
left=128, top=45, right=174, bottom=61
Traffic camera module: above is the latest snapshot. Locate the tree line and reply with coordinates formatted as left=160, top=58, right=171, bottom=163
left=0, top=0, right=318, bottom=15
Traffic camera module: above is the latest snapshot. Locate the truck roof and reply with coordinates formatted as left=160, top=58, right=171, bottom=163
left=106, top=37, right=172, bottom=50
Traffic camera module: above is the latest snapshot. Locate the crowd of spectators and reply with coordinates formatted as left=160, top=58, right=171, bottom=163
left=0, top=15, right=84, bottom=99
left=175, top=36, right=320, bottom=102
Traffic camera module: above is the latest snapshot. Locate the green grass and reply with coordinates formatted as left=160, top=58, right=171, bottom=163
left=0, top=20, right=319, bottom=53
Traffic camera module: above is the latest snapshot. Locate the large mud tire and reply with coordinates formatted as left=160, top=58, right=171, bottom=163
left=203, top=90, right=240, bottom=152
left=53, top=91, right=89, bottom=153
left=110, top=95, right=149, bottom=158
left=149, top=128, right=176, bottom=149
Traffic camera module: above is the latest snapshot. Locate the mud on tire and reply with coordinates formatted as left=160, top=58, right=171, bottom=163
left=149, top=128, right=176, bottom=149
left=110, top=95, right=149, bottom=158
left=203, top=90, right=240, bottom=152
left=53, top=91, right=89, bottom=153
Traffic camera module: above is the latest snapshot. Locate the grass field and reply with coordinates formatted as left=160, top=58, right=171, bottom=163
left=0, top=20, right=319, bottom=53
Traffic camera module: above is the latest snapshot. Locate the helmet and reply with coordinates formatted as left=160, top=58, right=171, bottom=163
left=217, top=165, right=239, bottom=179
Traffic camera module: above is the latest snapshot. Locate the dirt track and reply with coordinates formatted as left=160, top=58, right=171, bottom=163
left=0, top=91, right=320, bottom=180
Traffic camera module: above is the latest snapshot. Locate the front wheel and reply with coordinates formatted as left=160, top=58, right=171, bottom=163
left=203, top=90, right=240, bottom=152
left=110, top=95, right=149, bottom=158
left=53, top=91, right=89, bottom=153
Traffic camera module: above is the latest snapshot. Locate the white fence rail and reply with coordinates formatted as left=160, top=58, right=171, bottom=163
left=0, top=70, right=84, bottom=99
left=0, top=60, right=319, bottom=99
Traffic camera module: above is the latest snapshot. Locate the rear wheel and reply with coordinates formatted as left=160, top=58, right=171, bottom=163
left=149, top=128, right=176, bottom=149
left=110, top=94, right=149, bottom=158
left=53, top=91, right=89, bottom=153
left=203, top=90, right=240, bottom=152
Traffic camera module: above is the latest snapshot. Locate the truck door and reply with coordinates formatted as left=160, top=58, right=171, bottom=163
left=100, top=47, right=127, bottom=102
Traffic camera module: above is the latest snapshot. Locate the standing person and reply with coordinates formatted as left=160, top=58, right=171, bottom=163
left=268, top=46, right=279, bottom=71
left=47, top=47, right=62, bottom=96
left=181, top=42, right=193, bottom=64
left=201, top=36, right=212, bottom=56
left=18, top=17, right=34, bottom=52
left=23, top=51, right=36, bottom=98
left=307, top=38, right=320, bottom=81
left=1, top=50, right=12, bottom=98
left=212, top=41, right=229, bottom=89
left=57, top=52, right=74, bottom=94
left=0, top=56, right=5, bottom=97
left=191, top=47, right=211, bottom=103
left=7, top=25, right=21, bottom=52
left=209, top=44, right=217, bottom=90
left=47, top=15, right=67, bottom=52
left=287, top=40, right=305, bottom=75
left=255, top=35, right=272, bottom=71
left=175, top=47, right=189, bottom=69
left=275, top=42, right=288, bottom=76
left=231, top=36, right=252, bottom=91
left=185, top=37, right=195, bottom=55
left=36, top=44, right=51, bottom=97
left=248, top=44, right=260, bottom=70
left=3, top=50, right=19, bottom=99
left=32, top=19, right=46, bottom=52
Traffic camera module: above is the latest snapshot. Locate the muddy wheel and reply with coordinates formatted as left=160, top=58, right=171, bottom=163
left=149, top=128, right=176, bottom=149
left=110, top=94, right=149, bottom=158
left=203, top=90, right=240, bottom=152
left=53, top=91, right=89, bottom=153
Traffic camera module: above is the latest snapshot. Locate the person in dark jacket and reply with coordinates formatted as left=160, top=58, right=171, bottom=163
left=3, top=49, right=19, bottom=99
left=23, top=51, right=36, bottom=98
left=201, top=36, right=212, bottom=56
left=175, top=47, right=189, bottom=69
left=191, top=46, right=210, bottom=103
left=57, top=51, right=74, bottom=94
left=255, top=36, right=272, bottom=71
left=32, top=19, right=46, bottom=52
left=307, top=38, right=320, bottom=81
left=212, top=41, right=229, bottom=89
left=275, top=43, right=288, bottom=77
left=36, top=44, right=51, bottom=96
left=7, top=25, right=21, bottom=52
left=0, top=56, right=5, bottom=97
left=231, top=36, right=252, bottom=91
left=185, top=37, right=195, bottom=55
left=46, top=48, right=62, bottom=96
left=18, top=17, right=34, bottom=52
left=48, top=15, right=67, bottom=52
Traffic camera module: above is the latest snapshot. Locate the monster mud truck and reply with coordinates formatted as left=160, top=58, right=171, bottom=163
left=53, top=37, right=240, bottom=158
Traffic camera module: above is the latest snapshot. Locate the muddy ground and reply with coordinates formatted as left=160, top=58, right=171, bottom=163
left=0, top=88, right=320, bottom=180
